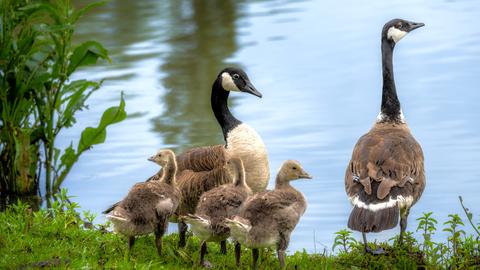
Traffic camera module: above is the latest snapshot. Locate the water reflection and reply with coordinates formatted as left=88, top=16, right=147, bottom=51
left=155, top=0, right=243, bottom=151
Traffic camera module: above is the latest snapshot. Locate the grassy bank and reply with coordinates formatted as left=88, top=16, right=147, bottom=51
left=1, top=193, right=479, bottom=269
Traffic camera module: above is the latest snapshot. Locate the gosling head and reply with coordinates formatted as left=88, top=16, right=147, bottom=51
left=382, top=19, right=424, bottom=45
left=218, top=67, right=262, bottom=98
left=148, top=149, right=175, bottom=167
left=276, top=160, right=312, bottom=185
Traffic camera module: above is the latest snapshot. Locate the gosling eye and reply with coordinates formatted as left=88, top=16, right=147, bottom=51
left=292, top=167, right=297, bottom=170
left=232, top=74, right=240, bottom=79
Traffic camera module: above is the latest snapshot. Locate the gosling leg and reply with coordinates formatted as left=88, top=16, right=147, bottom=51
left=178, top=221, right=187, bottom=248
left=235, top=241, right=241, bottom=267
left=220, top=240, right=227, bottom=255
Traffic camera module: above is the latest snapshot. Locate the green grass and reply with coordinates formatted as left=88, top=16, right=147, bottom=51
left=1, top=194, right=479, bottom=269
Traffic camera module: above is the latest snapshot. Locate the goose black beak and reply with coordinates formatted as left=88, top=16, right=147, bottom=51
left=409, top=22, right=425, bottom=31
left=242, top=81, right=262, bottom=98
left=147, top=156, right=155, bottom=162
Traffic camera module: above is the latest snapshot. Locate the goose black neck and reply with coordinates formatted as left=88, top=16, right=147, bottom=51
left=211, top=80, right=242, bottom=142
left=380, top=39, right=402, bottom=122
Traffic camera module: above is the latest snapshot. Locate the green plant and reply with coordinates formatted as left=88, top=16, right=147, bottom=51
left=332, top=229, right=357, bottom=253
left=0, top=0, right=126, bottom=201
left=444, top=213, right=466, bottom=265
left=416, top=212, right=438, bottom=255
left=459, top=196, right=480, bottom=238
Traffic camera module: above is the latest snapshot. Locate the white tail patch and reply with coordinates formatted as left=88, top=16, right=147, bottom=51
left=349, top=195, right=413, bottom=212
left=106, top=213, right=128, bottom=222
left=156, top=198, right=174, bottom=213
left=387, top=26, right=407, bottom=43
left=184, top=215, right=212, bottom=240
left=221, top=72, right=240, bottom=91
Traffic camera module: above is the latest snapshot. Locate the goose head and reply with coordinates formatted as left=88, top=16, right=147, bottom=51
left=276, top=160, right=312, bottom=185
left=382, top=19, right=424, bottom=45
left=148, top=149, right=175, bottom=166
left=218, top=67, right=262, bottom=98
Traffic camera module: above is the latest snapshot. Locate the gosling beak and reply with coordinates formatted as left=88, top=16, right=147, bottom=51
left=299, top=172, right=312, bottom=179
left=409, top=21, right=425, bottom=31
left=242, top=81, right=262, bottom=98
left=148, top=156, right=155, bottom=162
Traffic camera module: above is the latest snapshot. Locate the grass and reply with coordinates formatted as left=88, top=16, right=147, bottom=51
left=0, top=192, right=479, bottom=269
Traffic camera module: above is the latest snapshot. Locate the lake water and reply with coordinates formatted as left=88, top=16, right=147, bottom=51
left=61, top=0, right=480, bottom=253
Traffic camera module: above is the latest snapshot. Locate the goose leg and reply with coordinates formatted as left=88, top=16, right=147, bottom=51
left=362, top=232, right=369, bottom=252
left=399, top=208, right=410, bottom=245
left=252, top=248, right=259, bottom=270
left=200, top=241, right=212, bottom=268
left=220, top=240, right=227, bottom=255
left=234, top=241, right=241, bottom=267
left=363, top=232, right=385, bottom=255
left=178, top=221, right=187, bottom=248
left=155, top=220, right=167, bottom=256
left=128, top=236, right=135, bottom=251
left=277, top=232, right=289, bottom=268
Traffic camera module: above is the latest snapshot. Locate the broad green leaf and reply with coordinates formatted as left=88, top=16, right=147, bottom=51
left=58, top=80, right=100, bottom=128
left=60, top=144, right=77, bottom=170
left=67, top=41, right=110, bottom=76
left=77, top=94, right=126, bottom=153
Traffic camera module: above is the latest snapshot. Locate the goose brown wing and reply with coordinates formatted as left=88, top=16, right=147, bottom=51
left=345, top=126, right=425, bottom=202
left=240, top=191, right=300, bottom=227
left=175, top=165, right=232, bottom=216
left=197, top=186, right=248, bottom=220
left=176, top=145, right=227, bottom=172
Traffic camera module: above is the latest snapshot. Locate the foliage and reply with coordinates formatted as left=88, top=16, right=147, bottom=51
left=332, top=228, right=357, bottom=253
left=1, top=193, right=480, bottom=269
left=0, top=0, right=125, bottom=200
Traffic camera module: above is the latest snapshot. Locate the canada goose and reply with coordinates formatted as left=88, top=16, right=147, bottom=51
left=172, top=67, right=269, bottom=247
left=182, top=157, right=252, bottom=267
left=105, top=149, right=180, bottom=256
left=345, top=19, right=425, bottom=254
left=226, top=160, right=312, bottom=269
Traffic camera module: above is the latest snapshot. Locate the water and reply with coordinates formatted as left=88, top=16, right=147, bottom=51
left=61, top=0, right=480, bottom=253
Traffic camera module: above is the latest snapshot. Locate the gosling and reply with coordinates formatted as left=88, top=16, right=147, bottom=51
left=183, top=157, right=252, bottom=268
left=105, top=149, right=180, bottom=256
left=226, top=160, right=312, bottom=269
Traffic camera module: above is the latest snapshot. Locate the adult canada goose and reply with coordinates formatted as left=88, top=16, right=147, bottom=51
left=172, top=67, right=270, bottom=247
left=105, top=149, right=180, bottom=256
left=226, top=160, right=312, bottom=269
left=345, top=19, right=425, bottom=254
left=182, top=158, right=252, bottom=268
left=104, top=68, right=269, bottom=248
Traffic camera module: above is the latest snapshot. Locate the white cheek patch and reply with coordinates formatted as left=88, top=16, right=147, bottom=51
left=221, top=72, right=240, bottom=92
left=387, top=27, right=407, bottom=43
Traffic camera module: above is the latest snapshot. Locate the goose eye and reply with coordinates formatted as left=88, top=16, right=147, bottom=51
left=292, top=167, right=297, bottom=170
left=232, top=74, right=240, bottom=79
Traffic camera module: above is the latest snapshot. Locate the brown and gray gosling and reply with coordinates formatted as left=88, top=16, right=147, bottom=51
left=105, top=149, right=180, bottom=256
left=226, top=160, right=312, bottom=269
left=182, top=158, right=252, bottom=268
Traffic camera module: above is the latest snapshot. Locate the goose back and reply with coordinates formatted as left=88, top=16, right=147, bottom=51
left=345, top=122, right=425, bottom=232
